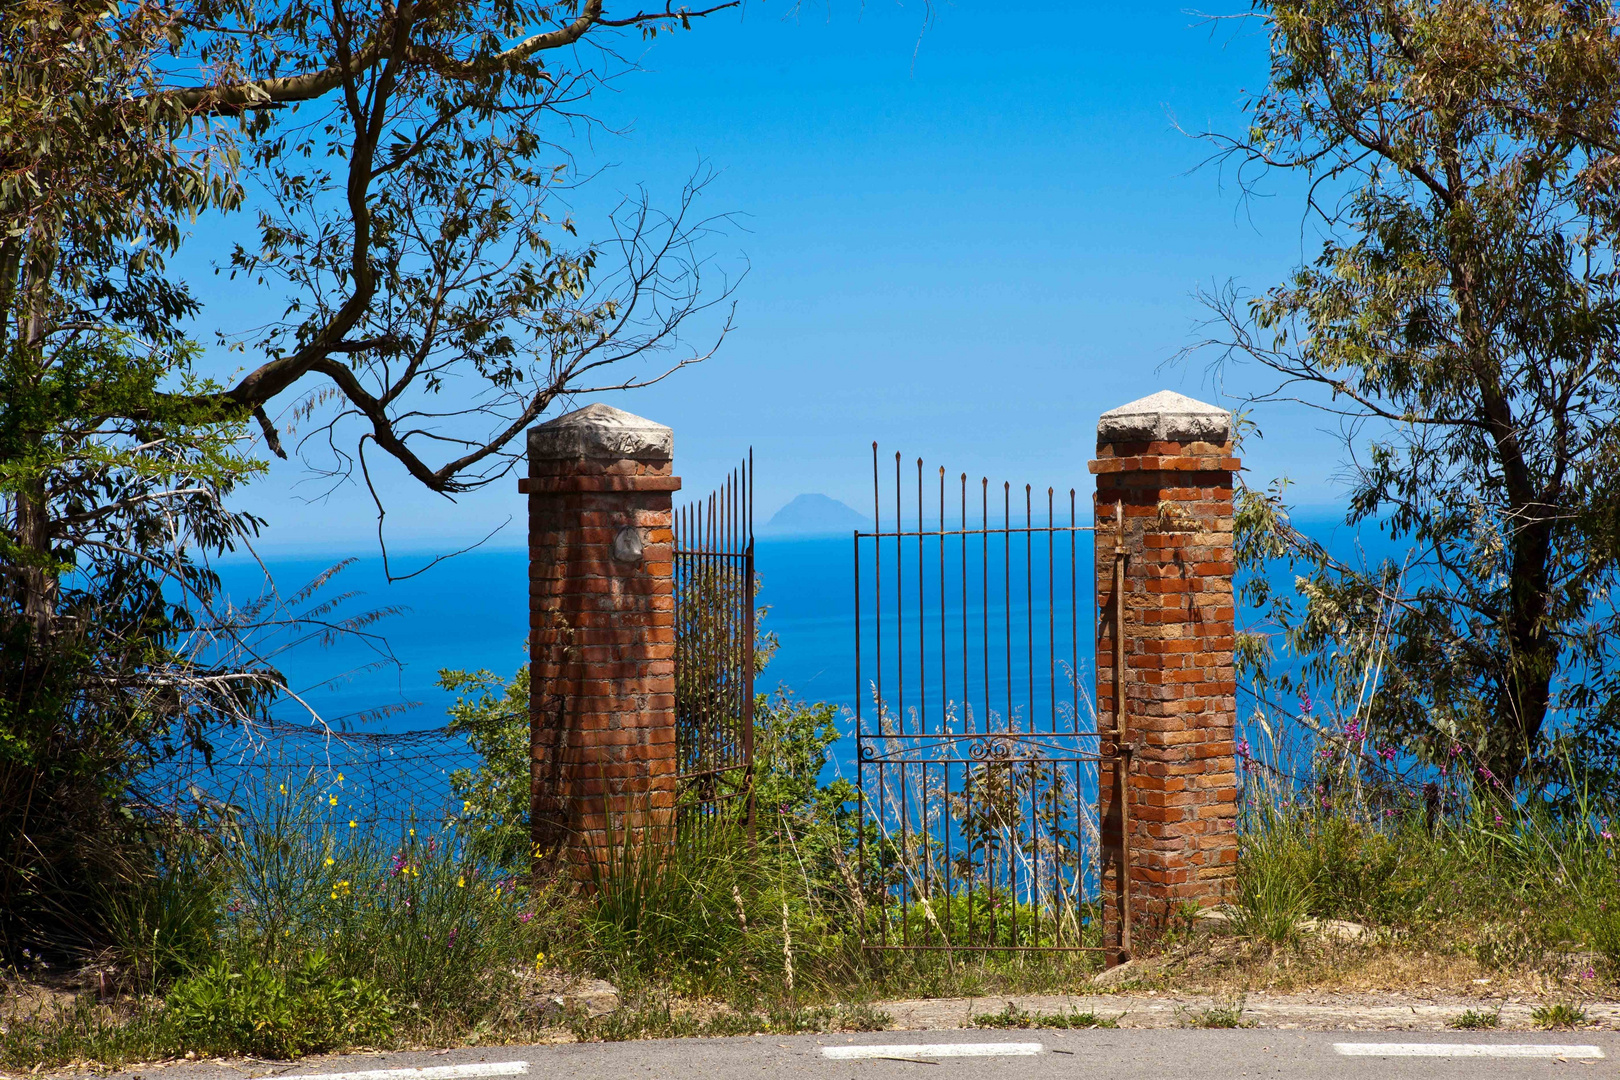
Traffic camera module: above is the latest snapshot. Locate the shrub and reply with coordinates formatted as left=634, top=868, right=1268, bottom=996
left=165, top=952, right=393, bottom=1059
left=94, top=834, right=224, bottom=990
left=442, top=666, right=532, bottom=870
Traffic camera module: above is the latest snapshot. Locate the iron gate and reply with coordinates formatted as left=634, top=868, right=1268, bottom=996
left=855, top=447, right=1128, bottom=954
left=673, top=453, right=756, bottom=829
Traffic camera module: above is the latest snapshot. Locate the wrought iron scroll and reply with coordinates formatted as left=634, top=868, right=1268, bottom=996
left=673, top=452, right=756, bottom=832
left=854, top=446, right=1117, bottom=953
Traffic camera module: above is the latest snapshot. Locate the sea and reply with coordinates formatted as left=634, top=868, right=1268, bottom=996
left=222, top=511, right=1387, bottom=737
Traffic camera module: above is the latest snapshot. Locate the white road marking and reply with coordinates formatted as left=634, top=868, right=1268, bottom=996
left=821, top=1043, right=1045, bottom=1060
left=1333, top=1043, right=1605, bottom=1059
left=273, top=1062, right=531, bottom=1080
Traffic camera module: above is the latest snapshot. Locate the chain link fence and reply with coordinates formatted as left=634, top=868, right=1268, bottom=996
left=134, top=723, right=484, bottom=840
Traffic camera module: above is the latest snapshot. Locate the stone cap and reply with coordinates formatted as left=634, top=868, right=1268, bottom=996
left=528, top=403, right=673, bottom=461
left=1097, top=390, right=1230, bottom=445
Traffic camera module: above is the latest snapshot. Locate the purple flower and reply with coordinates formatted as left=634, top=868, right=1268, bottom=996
left=1379, top=745, right=1397, bottom=762
left=447, top=927, right=459, bottom=948
left=1299, top=691, right=1313, bottom=715
left=1477, top=766, right=1494, bottom=780
left=519, top=912, right=534, bottom=924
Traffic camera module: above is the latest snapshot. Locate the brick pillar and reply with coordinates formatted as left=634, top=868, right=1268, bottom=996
left=523, top=403, right=680, bottom=884
left=1092, top=390, right=1239, bottom=961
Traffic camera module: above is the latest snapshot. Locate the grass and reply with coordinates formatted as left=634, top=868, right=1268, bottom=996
left=9, top=685, right=1620, bottom=1070
left=1225, top=783, right=1620, bottom=982
left=1448, top=1008, right=1500, bottom=1030
left=970, top=1002, right=1119, bottom=1029
left=1, top=762, right=1076, bottom=1070
left=2, top=768, right=561, bottom=1069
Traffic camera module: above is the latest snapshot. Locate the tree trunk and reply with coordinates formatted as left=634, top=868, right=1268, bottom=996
left=1496, top=515, right=1557, bottom=788
left=13, top=477, right=56, bottom=641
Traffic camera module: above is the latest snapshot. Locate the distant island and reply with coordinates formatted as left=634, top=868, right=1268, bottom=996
left=760, top=494, right=868, bottom=537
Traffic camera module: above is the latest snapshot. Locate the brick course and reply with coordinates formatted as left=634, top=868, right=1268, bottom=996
left=526, top=406, right=679, bottom=883
left=1092, top=394, right=1239, bottom=961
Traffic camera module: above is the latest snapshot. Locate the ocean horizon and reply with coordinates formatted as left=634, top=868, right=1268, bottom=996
left=219, top=508, right=1391, bottom=739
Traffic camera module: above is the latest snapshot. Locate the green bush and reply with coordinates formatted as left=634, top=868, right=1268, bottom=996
left=442, top=666, right=532, bottom=869
left=166, top=952, right=393, bottom=1059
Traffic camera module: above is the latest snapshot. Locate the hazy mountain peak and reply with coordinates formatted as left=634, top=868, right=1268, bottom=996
left=761, top=494, right=868, bottom=537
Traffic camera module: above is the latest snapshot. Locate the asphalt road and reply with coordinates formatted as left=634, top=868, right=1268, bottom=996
left=99, top=1029, right=1619, bottom=1080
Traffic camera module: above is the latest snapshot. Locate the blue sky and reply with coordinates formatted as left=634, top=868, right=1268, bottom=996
left=207, top=1, right=1348, bottom=557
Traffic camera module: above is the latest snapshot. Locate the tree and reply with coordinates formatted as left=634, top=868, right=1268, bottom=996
left=4, top=0, right=737, bottom=631
left=1199, top=1, right=1620, bottom=793
left=0, top=0, right=733, bottom=955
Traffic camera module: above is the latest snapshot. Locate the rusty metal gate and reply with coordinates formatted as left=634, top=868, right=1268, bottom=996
left=855, top=447, right=1127, bottom=954
left=673, top=453, right=756, bottom=829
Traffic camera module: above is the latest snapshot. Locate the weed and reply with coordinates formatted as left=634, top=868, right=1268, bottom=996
left=1180, top=998, right=1250, bottom=1029
left=570, top=1000, right=704, bottom=1042
left=0, top=998, right=173, bottom=1071
left=568, top=1000, right=890, bottom=1042
left=1531, top=1003, right=1589, bottom=1029
left=0, top=954, right=393, bottom=1067
left=971, top=1002, right=1119, bottom=1029
left=1448, top=1008, right=1500, bottom=1029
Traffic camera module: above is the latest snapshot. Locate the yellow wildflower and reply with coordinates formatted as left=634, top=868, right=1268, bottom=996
left=279, top=784, right=287, bottom=794
left=457, top=875, right=466, bottom=888
left=349, top=820, right=358, bottom=829
left=324, top=857, right=335, bottom=867
left=534, top=951, right=546, bottom=969
left=329, top=795, right=338, bottom=806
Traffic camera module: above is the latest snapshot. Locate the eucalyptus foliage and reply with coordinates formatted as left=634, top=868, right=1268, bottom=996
left=1203, top=1, right=1620, bottom=792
